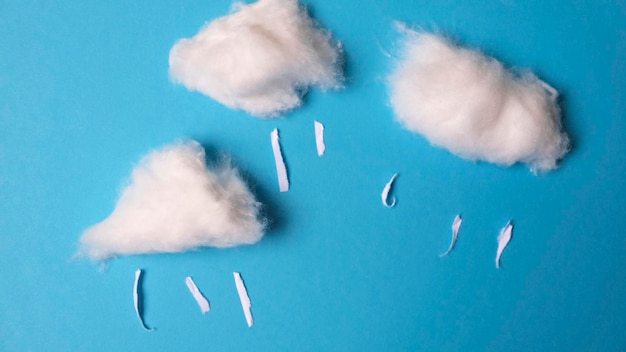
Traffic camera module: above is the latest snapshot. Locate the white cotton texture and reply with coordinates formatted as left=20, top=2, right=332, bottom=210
left=169, top=0, right=343, bottom=117
left=78, top=141, right=265, bottom=261
left=389, top=28, right=570, bottom=173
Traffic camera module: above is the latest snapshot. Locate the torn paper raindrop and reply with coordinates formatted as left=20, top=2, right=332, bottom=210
left=77, top=141, right=265, bottom=261
left=440, top=215, right=462, bottom=257
left=134, top=269, right=154, bottom=331
left=169, top=0, right=343, bottom=117
left=185, top=277, right=211, bottom=314
left=233, top=272, right=254, bottom=327
left=271, top=129, right=289, bottom=192
left=496, top=222, right=513, bottom=269
left=381, top=173, right=398, bottom=207
left=314, top=120, right=325, bottom=156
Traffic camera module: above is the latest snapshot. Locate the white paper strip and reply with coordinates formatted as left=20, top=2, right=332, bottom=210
left=185, top=276, right=211, bottom=314
left=496, top=221, right=514, bottom=269
left=271, top=129, right=289, bottom=192
left=440, top=215, right=462, bottom=257
left=314, top=120, right=325, bottom=156
left=133, top=269, right=154, bottom=331
left=381, top=173, right=398, bottom=207
left=233, top=272, right=253, bottom=327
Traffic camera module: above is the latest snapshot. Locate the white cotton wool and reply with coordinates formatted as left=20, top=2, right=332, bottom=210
left=78, top=141, right=265, bottom=261
left=169, top=0, right=343, bottom=117
left=389, top=28, right=570, bottom=173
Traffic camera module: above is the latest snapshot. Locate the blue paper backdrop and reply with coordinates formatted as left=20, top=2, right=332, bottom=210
left=1, top=0, right=625, bottom=351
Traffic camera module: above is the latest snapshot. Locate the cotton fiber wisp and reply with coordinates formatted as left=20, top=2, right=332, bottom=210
left=169, top=0, right=343, bottom=117
left=389, top=28, right=570, bottom=173
left=78, top=141, right=265, bottom=261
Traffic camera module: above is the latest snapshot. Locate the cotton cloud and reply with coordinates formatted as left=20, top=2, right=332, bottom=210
left=389, top=28, right=570, bottom=173
left=169, top=0, right=343, bottom=117
left=78, top=141, right=265, bottom=261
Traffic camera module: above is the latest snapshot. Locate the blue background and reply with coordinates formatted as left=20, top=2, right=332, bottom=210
left=1, top=0, right=625, bottom=351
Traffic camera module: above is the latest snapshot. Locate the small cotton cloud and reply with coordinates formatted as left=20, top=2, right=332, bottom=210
left=169, top=0, right=343, bottom=118
left=77, top=141, right=265, bottom=261
left=388, top=27, right=570, bottom=173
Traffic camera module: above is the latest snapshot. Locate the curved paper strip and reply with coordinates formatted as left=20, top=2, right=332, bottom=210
left=440, top=215, right=462, bottom=257
left=134, top=269, right=154, bottom=331
left=381, top=173, right=398, bottom=207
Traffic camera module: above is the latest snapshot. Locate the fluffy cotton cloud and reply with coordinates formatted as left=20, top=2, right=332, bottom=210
left=169, top=0, right=343, bottom=117
left=78, top=141, right=265, bottom=261
left=389, top=27, right=570, bottom=173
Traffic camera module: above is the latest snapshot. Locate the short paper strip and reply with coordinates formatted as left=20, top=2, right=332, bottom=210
left=440, top=215, right=462, bottom=257
left=381, top=173, right=398, bottom=207
left=185, top=276, right=210, bottom=314
left=233, top=272, right=253, bottom=327
left=314, top=120, right=325, bottom=156
left=271, top=129, right=289, bottom=192
left=134, top=269, right=154, bottom=331
left=496, top=221, right=513, bottom=269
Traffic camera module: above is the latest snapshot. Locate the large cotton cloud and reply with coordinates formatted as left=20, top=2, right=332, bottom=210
left=169, top=0, right=343, bottom=117
left=389, top=28, right=570, bottom=173
left=78, top=141, right=265, bottom=261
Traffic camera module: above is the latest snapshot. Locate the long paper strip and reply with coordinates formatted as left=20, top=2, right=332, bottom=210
left=440, top=215, right=462, bottom=257
left=233, top=272, right=253, bottom=327
left=134, top=269, right=154, bottom=331
left=314, top=120, right=325, bottom=156
left=185, top=276, right=211, bottom=314
left=271, top=129, right=289, bottom=192
left=496, top=222, right=513, bottom=269
left=381, top=173, right=398, bottom=207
